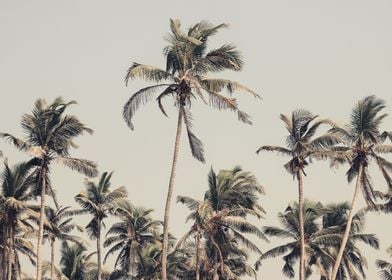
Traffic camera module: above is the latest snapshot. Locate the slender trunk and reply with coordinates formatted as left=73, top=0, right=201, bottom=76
left=129, top=240, right=136, bottom=279
left=36, top=165, right=47, bottom=280
left=297, top=171, right=305, bottom=280
left=7, top=223, right=13, bottom=280
left=330, top=165, right=363, bottom=280
left=50, top=239, right=55, bottom=280
left=195, top=233, right=201, bottom=280
left=161, top=109, right=183, bottom=280
left=97, top=219, right=102, bottom=280
left=2, top=224, right=7, bottom=280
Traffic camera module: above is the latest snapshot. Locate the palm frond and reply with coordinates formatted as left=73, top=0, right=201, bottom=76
left=182, top=107, right=205, bottom=162
left=55, top=157, right=98, bottom=177
left=123, top=84, right=171, bottom=130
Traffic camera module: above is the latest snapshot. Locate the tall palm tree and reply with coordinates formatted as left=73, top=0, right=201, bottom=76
left=177, top=167, right=266, bottom=279
left=43, top=206, right=83, bottom=280
left=0, top=160, right=37, bottom=280
left=376, top=246, right=392, bottom=280
left=256, top=110, right=338, bottom=280
left=103, top=201, right=161, bottom=277
left=257, top=201, right=378, bottom=279
left=0, top=97, right=98, bottom=280
left=75, top=171, right=127, bottom=280
left=122, top=19, right=259, bottom=280
left=326, top=96, right=392, bottom=280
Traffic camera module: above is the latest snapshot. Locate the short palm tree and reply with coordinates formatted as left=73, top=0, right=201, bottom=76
left=326, top=96, right=392, bottom=280
left=75, top=171, right=127, bottom=280
left=376, top=246, right=392, bottom=280
left=103, top=201, right=161, bottom=277
left=0, top=160, right=37, bottom=280
left=0, top=97, right=98, bottom=280
left=320, top=203, right=379, bottom=279
left=122, top=19, right=259, bottom=280
left=177, top=167, right=266, bottom=279
left=43, top=206, right=83, bottom=280
left=256, top=109, right=338, bottom=280
left=58, top=241, right=95, bottom=280
left=257, top=201, right=379, bottom=279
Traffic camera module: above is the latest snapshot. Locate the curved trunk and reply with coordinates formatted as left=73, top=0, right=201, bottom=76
left=161, top=109, right=183, bottom=280
left=50, top=239, right=55, bottom=280
left=330, top=165, right=363, bottom=280
left=36, top=165, right=47, bottom=280
left=97, top=219, right=102, bottom=280
left=297, top=171, right=305, bottom=280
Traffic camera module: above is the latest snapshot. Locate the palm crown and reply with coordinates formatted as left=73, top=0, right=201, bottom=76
left=123, top=19, right=259, bottom=162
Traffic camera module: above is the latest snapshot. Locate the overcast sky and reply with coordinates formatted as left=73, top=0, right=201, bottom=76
left=1, top=0, right=392, bottom=278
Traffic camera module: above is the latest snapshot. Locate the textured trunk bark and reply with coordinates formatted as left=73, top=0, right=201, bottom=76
left=50, top=239, right=55, bottom=280
left=36, top=166, right=47, bottom=280
left=161, top=109, right=183, bottom=280
left=195, top=233, right=201, bottom=280
left=97, top=220, right=102, bottom=280
left=331, top=165, right=363, bottom=280
left=129, top=240, right=136, bottom=279
left=2, top=224, right=7, bottom=280
left=7, top=224, right=13, bottom=280
left=297, top=171, right=305, bottom=280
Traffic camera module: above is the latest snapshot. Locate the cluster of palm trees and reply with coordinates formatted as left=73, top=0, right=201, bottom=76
left=1, top=18, right=392, bottom=280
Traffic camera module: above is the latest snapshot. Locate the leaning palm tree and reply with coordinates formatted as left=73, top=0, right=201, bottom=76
left=256, top=109, right=337, bottom=280
left=43, top=206, right=83, bottom=280
left=326, top=96, right=392, bottom=280
left=0, top=160, right=37, bottom=280
left=321, top=203, right=379, bottom=279
left=122, top=19, right=259, bottom=280
left=103, top=201, right=161, bottom=277
left=257, top=201, right=378, bottom=279
left=376, top=246, right=392, bottom=280
left=75, top=171, right=127, bottom=280
left=0, top=97, right=98, bottom=280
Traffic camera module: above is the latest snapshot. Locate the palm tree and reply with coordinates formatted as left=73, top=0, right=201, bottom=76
left=321, top=203, right=379, bottom=279
left=103, top=201, right=161, bottom=277
left=75, top=171, right=127, bottom=280
left=58, top=241, right=95, bottom=280
left=0, top=160, right=37, bottom=280
left=256, top=109, right=338, bottom=280
left=177, top=167, right=266, bottom=279
left=257, top=201, right=379, bottom=279
left=43, top=206, right=83, bottom=280
left=376, top=246, right=392, bottom=280
left=0, top=97, right=98, bottom=280
left=326, top=95, right=392, bottom=280
left=122, top=19, right=259, bottom=280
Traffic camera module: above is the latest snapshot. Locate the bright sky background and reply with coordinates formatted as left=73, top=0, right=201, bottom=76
left=1, top=0, right=392, bottom=279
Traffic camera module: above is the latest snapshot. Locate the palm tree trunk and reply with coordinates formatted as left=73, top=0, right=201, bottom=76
left=330, top=165, right=363, bottom=280
left=161, top=108, right=184, bottom=280
left=50, top=239, right=55, bottom=280
left=129, top=241, right=136, bottom=279
left=2, top=225, right=7, bottom=280
left=36, top=165, right=47, bottom=280
left=297, top=171, right=305, bottom=280
left=7, top=224, right=13, bottom=280
left=97, top=219, right=102, bottom=280
left=195, top=233, right=201, bottom=280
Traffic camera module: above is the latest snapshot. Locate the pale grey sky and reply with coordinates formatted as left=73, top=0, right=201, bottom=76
left=1, top=0, right=392, bottom=278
